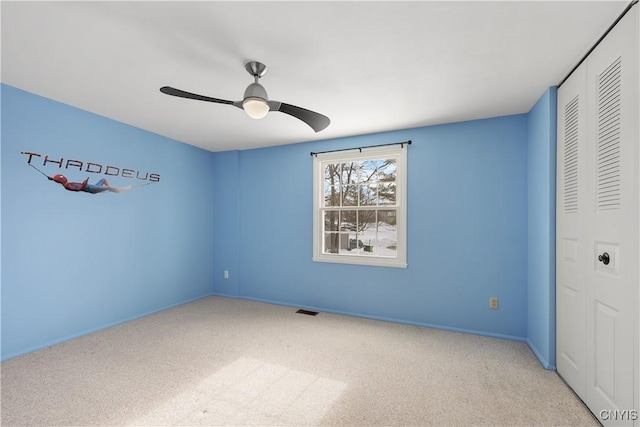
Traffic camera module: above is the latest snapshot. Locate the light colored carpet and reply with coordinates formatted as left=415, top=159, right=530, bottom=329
left=1, top=296, right=597, bottom=426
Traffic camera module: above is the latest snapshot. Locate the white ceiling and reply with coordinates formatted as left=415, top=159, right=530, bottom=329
left=1, top=1, right=631, bottom=152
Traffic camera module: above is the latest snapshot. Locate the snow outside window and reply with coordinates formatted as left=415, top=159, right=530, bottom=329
left=312, top=145, right=407, bottom=268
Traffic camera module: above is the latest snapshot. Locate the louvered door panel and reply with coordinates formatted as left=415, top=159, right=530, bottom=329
left=596, top=57, right=621, bottom=211
left=564, top=95, right=579, bottom=213
left=556, top=63, right=587, bottom=401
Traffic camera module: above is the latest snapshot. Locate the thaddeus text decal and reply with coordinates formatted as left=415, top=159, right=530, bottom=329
left=22, top=151, right=160, bottom=194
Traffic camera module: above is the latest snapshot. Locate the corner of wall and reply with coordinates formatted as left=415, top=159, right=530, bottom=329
left=526, top=86, right=557, bottom=369
left=211, top=150, right=241, bottom=297
left=527, top=338, right=556, bottom=370
left=547, top=87, right=558, bottom=369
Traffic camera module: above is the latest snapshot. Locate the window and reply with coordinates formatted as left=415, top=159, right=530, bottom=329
left=312, top=145, right=407, bottom=268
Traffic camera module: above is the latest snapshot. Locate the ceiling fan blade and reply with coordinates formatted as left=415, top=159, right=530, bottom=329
left=160, top=86, right=239, bottom=107
left=269, top=101, right=330, bottom=133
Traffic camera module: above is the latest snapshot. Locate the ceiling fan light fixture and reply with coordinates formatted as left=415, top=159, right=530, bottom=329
left=243, top=98, right=269, bottom=119
left=242, top=81, right=270, bottom=119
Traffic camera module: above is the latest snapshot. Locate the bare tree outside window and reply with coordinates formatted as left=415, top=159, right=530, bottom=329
left=322, top=159, right=397, bottom=256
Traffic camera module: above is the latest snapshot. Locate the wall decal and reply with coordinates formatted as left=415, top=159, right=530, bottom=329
left=50, top=172, right=132, bottom=193
left=21, top=151, right=160, bottom=182
left=22, top=150, right=159, bottom=194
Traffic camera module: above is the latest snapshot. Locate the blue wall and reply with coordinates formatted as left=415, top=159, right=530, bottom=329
left=216, top=115, right=530, bottom=340
left=526, top=87, right=558, bottom=369
left=2, top=84, right=557, bottom=367
left=211, top=150, right=240, bottom=297
left=1, top=85, right=217, bottom=360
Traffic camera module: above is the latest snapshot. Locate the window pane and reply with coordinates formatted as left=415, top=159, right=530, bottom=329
left=378, top=182, right=396, bottom=205
left=356, top=210, right=376, bottom=253
left=360, top=184, right=377, bottom=206
left=324, top=210, right=339, bottom=232
left=378, top=209, right=397, bottom=226
left=347, top=232, right=363, bottom=252
left=323, top=233, right=340, bottom=254
left=324, top=184, right=341, bottom=207
left=324, top=163, right=341, bottom=183
left=340, top=210, right=357, bottom=231
left=323, top=163, right=342, bottom=207
left=360, top=160, right=379, bottom=183
left=339, top=233, right=351, bottom=253
left=358, top=210, right=376, bottom=232
left=341, top=162, right=358, bottom=186
left=376, top=210, right=397, bottom=258
left=324, top=233, right=351, bottom=254
left=342, top=184, right=359, bottom=206
left=379, top=159, right=397, bottom=183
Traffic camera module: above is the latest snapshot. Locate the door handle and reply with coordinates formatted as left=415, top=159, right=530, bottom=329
left=598, top=252, right=610, bottom=265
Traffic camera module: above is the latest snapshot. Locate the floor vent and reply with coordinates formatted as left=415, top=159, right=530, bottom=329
left=296, top=309, right=319, bottom=316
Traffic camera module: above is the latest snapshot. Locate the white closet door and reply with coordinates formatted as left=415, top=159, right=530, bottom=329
left=556, top=61, right=588, bottom=400
left=557, top=6, right=638, bottom=426
left=584, top=9, right=638, bottom=424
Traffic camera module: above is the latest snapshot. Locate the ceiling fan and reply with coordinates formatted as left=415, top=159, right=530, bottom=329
left=160, top=61, right=330, bottom=133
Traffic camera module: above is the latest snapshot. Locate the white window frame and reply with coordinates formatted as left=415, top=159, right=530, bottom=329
left=312, top=144, right=407, bottom=268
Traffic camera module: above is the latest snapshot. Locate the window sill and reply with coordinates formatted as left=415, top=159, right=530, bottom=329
left=312, top=255, right=407, bottom=268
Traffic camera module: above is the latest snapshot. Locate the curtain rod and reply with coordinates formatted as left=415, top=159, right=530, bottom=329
left=558, top=0, right=638, bottom=88
left=310, top=140, right=412, bottom=157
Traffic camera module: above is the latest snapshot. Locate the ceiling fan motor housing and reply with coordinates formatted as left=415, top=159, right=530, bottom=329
left=243, top=82, right=268, bottom=102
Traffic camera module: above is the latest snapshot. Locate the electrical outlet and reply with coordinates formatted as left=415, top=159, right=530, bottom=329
left=489, top=297, right=499, bottom=309
left=224, top=270, right=229, bottom=279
